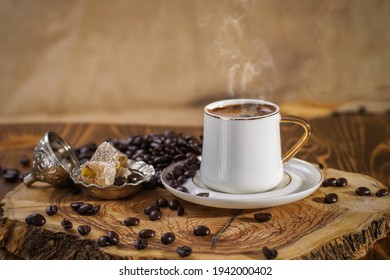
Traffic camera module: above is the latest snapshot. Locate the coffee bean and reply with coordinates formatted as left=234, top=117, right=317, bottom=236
left=172, top=165, right=183, bottom=177
left=153, top=156, right=170, bottom=165
left=5, top=168, right=19, bottom=175
left=376, top=188, right=389, bottom=197
left=156, top=197, right=168, bottom=207
left=3, top=168, right=21, bottom=182
left=336, top=177, right=348, bottom=187
left=186, top=156, right=200, bottom=165
left=168, top=179, right=181, bottom=188
left=262, top=246, right=278, bottom=260
left=184, top=169, right=196, bottom=178
left=114, top=176, right=126, bottom=186
left=139, top=229, right=156, bottom=238
left=77, top=203, right=94, bottom=214
left=134, top=238, right=148, bottom=250
left=127, top=172, right=143, bottom=184
left=177, top=205, right=185, bottom=216
left=355, top=187, right=371, bottom=196
left=98, top=236, right=111, bottom=247
left=254, top=213, right=272, bottom=223
left=173, top=154, right=186, bottom=162
left=144, top=204, right=160, bottom=215
left=149, top=210, right=162, bottom=221
left=194, top=225, right=210, bottom=236
left=176, top=186, right=189, bottom=193
left=20, top=157, right=31, bottom=166
left=78, top=225, right=91, bottom=236
left=91, top=205, right=101, bottom=215
left=107, top=231, right=120, bottom=245
left=177, top=245, right=192, bottom=257
left=322, top=178, right=338, bottom=187
left=324, top=193, right=338, bottom=204
left=177, top=175, right=187, bottom=184
left=161, top=232, right=176, bottom=244
left=70, top=201, right=84, bottom=211
left=45, top=205, right=58, bottom=216
left=168, top=199, right=181, bottom=210
left=25, top=213, right=46, bottom=226
left=61, top=218, right=73, bottom=230
left=123, top=217, right=140, bottom=226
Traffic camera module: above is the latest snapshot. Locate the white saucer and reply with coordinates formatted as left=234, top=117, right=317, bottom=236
left=161, top=158, right=323, bottom=209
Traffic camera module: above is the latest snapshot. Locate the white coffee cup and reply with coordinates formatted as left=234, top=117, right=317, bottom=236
left=199, top=99, right=311, bottom=194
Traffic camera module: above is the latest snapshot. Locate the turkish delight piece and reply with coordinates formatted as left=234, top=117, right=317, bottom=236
left=90, top=142, right=128, bottom=168
left=80, top=161, right=116, bottom=187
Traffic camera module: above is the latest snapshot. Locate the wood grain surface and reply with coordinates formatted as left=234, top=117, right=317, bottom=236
left=1, top=114, right=389, bottom=259
left=1, top=167, right=390, bottom=260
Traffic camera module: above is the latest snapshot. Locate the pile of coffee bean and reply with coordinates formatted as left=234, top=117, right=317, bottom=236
left=165, top=157, right=201, bottom=191
left=73, top=130, right=202, bottom=189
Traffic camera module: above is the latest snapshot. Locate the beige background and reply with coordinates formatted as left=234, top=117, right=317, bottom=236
left=0, top=0, right=389, bottom=125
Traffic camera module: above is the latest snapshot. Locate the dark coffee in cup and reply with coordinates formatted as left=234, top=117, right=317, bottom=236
left=208, top=103, right=276, bottom=118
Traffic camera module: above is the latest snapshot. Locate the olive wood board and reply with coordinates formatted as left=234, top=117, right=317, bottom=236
left=1, top=168, right=389, bottom=260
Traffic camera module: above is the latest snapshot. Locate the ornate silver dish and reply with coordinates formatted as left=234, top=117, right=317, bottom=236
left=71, top=159, right=155, bottom=200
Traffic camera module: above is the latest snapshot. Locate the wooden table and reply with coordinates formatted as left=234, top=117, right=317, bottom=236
left=1, top=114, right=389, bottom=259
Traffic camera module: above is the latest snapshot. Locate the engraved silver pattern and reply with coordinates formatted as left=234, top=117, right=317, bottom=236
left=23, top=131, right=80, bottom=187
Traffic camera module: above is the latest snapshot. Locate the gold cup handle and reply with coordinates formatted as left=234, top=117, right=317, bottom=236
left=281, top=116, right=312, bottom=164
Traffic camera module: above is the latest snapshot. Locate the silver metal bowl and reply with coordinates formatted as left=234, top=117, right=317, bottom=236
left=71, top=159, right=155, bottom=200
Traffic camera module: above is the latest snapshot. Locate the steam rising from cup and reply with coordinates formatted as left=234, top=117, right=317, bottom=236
left=203, top=0, right=276, bottom=100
